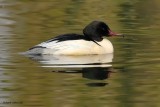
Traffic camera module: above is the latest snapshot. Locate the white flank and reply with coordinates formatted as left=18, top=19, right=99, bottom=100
left=26, top=39, right=113, bottom=55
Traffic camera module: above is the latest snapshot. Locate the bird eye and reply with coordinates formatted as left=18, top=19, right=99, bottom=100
left=102, top=27, right=106, bottom=31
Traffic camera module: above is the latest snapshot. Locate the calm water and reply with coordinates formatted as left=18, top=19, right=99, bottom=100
left=0, top=0, right=160, bottom=107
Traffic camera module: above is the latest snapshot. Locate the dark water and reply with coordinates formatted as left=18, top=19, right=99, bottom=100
left=0, top=0, right=160, bottom=107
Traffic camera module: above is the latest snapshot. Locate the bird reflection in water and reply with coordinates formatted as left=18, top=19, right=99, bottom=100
left=23, top=54, right=114, bottom=87
left=53, top=67, right=114, bottom=87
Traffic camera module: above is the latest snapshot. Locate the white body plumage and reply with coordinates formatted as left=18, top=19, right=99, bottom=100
left=26, top=38, right=113, bottom=55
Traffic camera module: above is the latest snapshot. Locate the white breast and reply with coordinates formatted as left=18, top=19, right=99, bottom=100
left=26, top=39, right=113, bottom=55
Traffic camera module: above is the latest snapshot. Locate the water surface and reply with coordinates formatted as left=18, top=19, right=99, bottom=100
left=0, top=0, right=160, bottom=107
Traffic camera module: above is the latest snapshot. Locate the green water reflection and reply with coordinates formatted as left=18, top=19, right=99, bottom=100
left=0, top=0, right=160, bottom=107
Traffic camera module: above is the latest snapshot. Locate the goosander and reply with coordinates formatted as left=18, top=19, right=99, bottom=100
left=25, top=21, right=122, bottom=55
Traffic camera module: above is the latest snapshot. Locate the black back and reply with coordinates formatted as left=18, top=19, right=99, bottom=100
left=45, top=33, right=90, bottom=43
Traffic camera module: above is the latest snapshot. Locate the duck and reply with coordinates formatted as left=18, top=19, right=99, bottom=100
left=25, top=21, right=122, bottom=55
